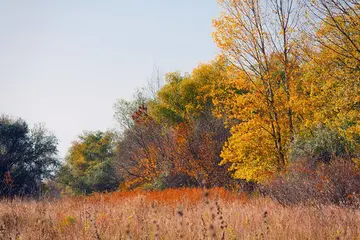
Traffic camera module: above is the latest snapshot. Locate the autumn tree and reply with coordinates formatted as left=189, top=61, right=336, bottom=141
left=114, top=107, right=174, bottom=189
left=212, top=0, right=304, bottom=181
left=113, top=61, right=235, bottom=189
left=58, top=131, right=121, bottom=194
left=113, top=89, right=149, bottom=130
left=307, top=0, right=360, bottom=67
left=148, top=61, right=235, bottom=187
left=296, top=0, right=360, bottom=159
left=211, top=0, right=360, bottom=182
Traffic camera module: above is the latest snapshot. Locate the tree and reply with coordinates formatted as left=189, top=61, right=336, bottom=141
left=149, top=59, right=225, bottom=125
left=113, top=89, right=148, bottom=130
left=170, top=111, right=233, bottom=187
left=297, top=0, right=360, bottom=159
left=212, top=0, right=304, bottom=181
left=148, top=60, right=234, bottom=186
left=113, top=60, right=235, bottom=189
left=307, top=0, right=360, bottom=68
left=0, top=115, right=59, bottom=197
left=114, top=105, right=174, bottom=189
left=58, top=131, right=121, bottom=194
left=212, top=0, right=359, bottom=182
left=113, top=67, right=162, bottom=131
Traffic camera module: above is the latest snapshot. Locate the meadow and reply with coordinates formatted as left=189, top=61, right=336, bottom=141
left=1, top=1, right=359, bottom=239
left=0, top=188, right=359, bottom=240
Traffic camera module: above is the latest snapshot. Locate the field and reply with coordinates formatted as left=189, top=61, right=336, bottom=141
left=0, top=188, right=359, bottom=240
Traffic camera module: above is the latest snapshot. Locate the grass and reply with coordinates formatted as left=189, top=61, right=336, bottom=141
left=0, top=188, right=359, bottom=239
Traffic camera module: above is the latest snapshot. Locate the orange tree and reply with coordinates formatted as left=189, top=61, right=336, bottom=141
left=114, top=60, right=235, bottom=189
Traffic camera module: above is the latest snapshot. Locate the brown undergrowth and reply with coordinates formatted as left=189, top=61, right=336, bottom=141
left=0, top=188, right=359, bottom=239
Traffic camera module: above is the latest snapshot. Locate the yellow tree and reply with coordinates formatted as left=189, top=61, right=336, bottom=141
left=297, top=0, right=360, bottom=156
left=307, top=0, right=360, bottom=67
left=212, top=0, right=304, bottom=181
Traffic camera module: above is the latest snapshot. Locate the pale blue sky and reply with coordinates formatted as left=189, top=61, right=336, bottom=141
left=0, top=1, right=220, bottom=158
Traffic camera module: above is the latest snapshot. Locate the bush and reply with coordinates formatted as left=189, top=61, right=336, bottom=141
left=264, top=158, right=360, bottom=207
left=289, top=125, right=352, bottom=164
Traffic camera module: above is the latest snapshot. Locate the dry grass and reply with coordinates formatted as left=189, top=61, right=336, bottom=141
left=0, top=188, right=359, bottom=239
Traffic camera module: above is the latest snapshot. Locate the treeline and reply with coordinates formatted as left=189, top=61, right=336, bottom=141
left=58, top=64, right=237, bottom=194
left=1, top=0, right=359, bottom=205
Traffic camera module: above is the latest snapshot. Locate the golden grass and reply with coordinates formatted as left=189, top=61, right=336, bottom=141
left=0, top=188, right=359, bottom=239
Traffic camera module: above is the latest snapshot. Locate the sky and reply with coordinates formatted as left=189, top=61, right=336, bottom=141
left=0, top=1, right=221, bottom=159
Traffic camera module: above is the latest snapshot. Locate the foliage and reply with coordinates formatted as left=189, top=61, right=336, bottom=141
left=298, top=17, right=360, bottom=151
left=148, top=60, right=224, bottom=125
left=58, top=131, right=121, bottom=194
left=113, top=89, right=149, bottom=130
left=114, top=61, right=235, bottom=190
left=211, top=0, right=360, bottom=182
left=289, top=125, right=353, bottom=164
left=115, top=112, right=171, bottom=189
left=212, top=0, right=304, bottom=181
left=0, top=115, right=59, bottom=197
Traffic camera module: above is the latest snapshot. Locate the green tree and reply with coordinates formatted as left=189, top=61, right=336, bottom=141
left=0, top=115, right=59, bottom=197
left=58, top=131, right=121, bottom=194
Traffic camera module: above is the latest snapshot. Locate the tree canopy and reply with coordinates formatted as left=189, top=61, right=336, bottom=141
left=0, top=116, right=59, bottom=197
left=58, top=131, right=122, bottom=195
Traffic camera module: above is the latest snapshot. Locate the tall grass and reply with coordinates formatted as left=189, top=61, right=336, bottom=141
left=0, top=188, right=359, bottom=239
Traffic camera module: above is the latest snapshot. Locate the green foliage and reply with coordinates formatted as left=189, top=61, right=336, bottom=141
left=149, top=72, right=187, bottom=124
left=149, top=60, right=223, bottom=125
left=58, top=131, right=122, bottom=194
left=85, top=159, right=120, bottom=192
left=0, top=115, right=59, bottom=197
left=113, top=89, right=149, bottom=130
left=290, top=125, right=353, bottom=164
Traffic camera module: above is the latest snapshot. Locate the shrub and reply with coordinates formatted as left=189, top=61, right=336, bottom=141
left=264, top=158, right=360, bottom=207
left=289, top=125, right=352, bottom=164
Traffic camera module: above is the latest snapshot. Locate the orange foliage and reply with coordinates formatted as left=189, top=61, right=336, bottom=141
left=75, top=188, right=240, bottom=206
left=4, top=171, right=12, bottom=186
